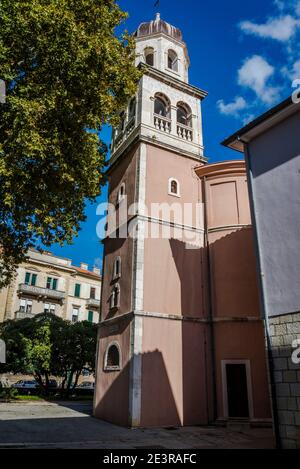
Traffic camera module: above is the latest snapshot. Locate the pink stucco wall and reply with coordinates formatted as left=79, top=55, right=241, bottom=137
left=214, top=322, right=271, bottom=419
left=140, top=317, right=210, bottom=427
left=145, top=144, right=204, bottom=227
left=100, top=146, right=139, bottom=321
left=196, top=161, right=271, bottom=420
left=94, top=317, right=132, bottom=426
left=95, top=154, right=271, bottom=427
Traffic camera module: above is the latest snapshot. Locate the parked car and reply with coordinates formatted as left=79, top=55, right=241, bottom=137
left=13, top=380, right=38, bottom=389
left=42, top=379, right=58, bottom=389
left=76, top=381, right=95, bottom=390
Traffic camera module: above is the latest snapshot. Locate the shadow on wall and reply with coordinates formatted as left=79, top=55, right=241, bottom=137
left=169, top=238, right=204, bottom=316
left=169, top=227, right=265, bottom=424
left=103, top=236, right=127, bottom=320
left=208, top=227, right=261, bottom=317
left=94, top=349, right=181, bottom=427
left=169, top=238, right=212, bottom=426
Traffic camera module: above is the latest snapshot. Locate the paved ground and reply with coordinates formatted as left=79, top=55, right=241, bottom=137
left=0, top=401, right=275, bottom=449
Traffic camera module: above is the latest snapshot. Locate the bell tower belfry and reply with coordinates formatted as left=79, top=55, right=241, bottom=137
left=94, top=14, right=211, bottom=428
left=110, top=13, right=207, bottom=167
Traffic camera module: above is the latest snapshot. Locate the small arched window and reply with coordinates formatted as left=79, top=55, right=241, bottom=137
left=104, top=343, right=121, bottom=371
left=168, top=178, right=180, bottom=197
left=144, top=47, right=154, bottom=66
left=167, top=49, right=178, bottom=72
left=117, top=183, right=126, bottom=204
left=177, top=102, right=192, bottom=127
left=110, top=284, right=120, bottom=310
left=154, top=93, right=170, bottom=118
left=113, top=257, right=121, bottom=279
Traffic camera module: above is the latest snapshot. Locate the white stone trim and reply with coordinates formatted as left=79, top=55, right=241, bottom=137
left=168, top=177, right=181, bottom=197
left=208, top=224, right=251, bottom=233
left=221, top=359, right=254, bottom=420
left=109, top=283, right=120, bottom=310
left=103, top=341, right=122, bottom=372
left=129, top=143, right=147, bottom=427
left=99, top=310, right=263, bottom=326
left=113, top=256, right=122, bottom=280
left=129, top=315, right=143, bottom=426
left=117, top=182, right=126, bottom=204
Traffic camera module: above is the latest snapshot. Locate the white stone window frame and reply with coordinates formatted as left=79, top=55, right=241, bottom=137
left=166, top=48, right=180, bottom=75
left=176, top=101, right=193, bottom=128
left=71, top=306, right=80, bottom=323
left=20, top=298, right=33, bottom=313
left=109, top=283, right=120, bottom=311
left=153, top=92, right=171, bottom=119
left=128, top=96, right=137, bottom=121
left=103, top=341, right=122, bottom=372
left=143, top=46, right=155, bottom=67
left=44, top=303, right=56, bottom=314
left=221, top=359, right=254, bottom=420
left=117, top=182, right=126, bottom=204
left=113, top=256, right=122, bottom=280
left=168, top=178, right=181, bottom=198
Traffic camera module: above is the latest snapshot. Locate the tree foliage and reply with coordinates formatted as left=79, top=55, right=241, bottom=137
left=0, top=0, right=140, bottom=286
left=0, top=313, right=98, bottom=395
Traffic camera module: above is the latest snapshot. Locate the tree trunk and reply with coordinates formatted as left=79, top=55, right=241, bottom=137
left=71, top=370, right=81, bottom=392
left=65, top=370, right=74, bottom=398
left=35, top=373, right=46, bottom=394
left=44, top=372, right=49, bottom=396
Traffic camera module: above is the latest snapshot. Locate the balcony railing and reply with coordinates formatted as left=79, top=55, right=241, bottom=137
left=125, top=116, right=135, bottom=136
left=18, top=283, right=65, bottom=301
left=15, top=310, right=35, bottom=320
left=87, top=298, right=101, bottom=309
left=114, top=132, right=124, bottom=149
left=177, top=123, right=193, bottom=141
left=154, top=114, right=171, bottom=133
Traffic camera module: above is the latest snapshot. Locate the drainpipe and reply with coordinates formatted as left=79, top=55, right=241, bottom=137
left=202, top=176, right=218, bottom=422
left=243, top=142, right=281, bottom=449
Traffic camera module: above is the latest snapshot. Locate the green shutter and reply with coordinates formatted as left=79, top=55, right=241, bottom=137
left=74, top=283, right=81, bottom=297
left=52, top=278, right=57, bottom=290
left=31, top=274, right=37, bottom=286
left=46, top=277, right=51, bottom=289
left=25, top=272, right=30, bottom=285
left=88, top=311, right=93, bottom=323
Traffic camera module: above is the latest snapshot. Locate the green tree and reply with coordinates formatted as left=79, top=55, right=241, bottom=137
left=0, top=314, right=52, bottom=392
left=0, top=0, right=140, bottom=286
left=0, top=313, right=98, bottom=396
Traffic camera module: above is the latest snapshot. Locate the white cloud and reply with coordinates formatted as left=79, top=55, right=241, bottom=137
left=240, top=15, right=300, bottom=41
left=292, top=59, right=300, bottom=78
left=217, top=96, right=247, bottom=117
left=242, top=114, right=256, bottom=125
left=273, top=0, right=285, bottom=11
left=94, top=257, right=103, bottom=269
left=281, top=57, right=300, bottom=80
left=238, top=55, right=280, bottom=104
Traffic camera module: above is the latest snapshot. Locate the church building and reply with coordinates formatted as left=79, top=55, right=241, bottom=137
left=94, top=14, right=271, bottom=428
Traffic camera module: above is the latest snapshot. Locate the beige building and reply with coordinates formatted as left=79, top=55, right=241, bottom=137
left=0, top=249, right=101, bottom=324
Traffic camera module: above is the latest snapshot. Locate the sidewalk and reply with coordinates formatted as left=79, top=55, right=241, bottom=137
left=0, top=401, right=275, bottom=449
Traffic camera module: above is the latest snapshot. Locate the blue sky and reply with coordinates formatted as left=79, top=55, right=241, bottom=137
left=48, top=0, right=300, bottom=269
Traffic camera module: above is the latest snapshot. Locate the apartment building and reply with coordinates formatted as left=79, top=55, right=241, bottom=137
left=0, top=249, right=101, bottom=324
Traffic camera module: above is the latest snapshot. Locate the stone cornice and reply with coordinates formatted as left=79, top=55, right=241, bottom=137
left=194, top=160, right=246, bottom=179
left=138, top=63, right=208, bottom=100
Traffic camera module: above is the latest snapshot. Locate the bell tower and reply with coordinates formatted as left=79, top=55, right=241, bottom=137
left=94, top=14, right=210, bottom=428
left=110, top=13, right=206, bottom=167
